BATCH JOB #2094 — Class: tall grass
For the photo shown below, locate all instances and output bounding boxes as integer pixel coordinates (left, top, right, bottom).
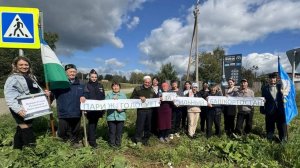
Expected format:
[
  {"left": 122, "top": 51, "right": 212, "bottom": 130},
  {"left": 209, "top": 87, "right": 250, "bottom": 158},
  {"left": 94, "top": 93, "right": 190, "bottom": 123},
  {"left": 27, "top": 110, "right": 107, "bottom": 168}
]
[{"left": 0, "top": 92, "right": 299, "bottom": 167}]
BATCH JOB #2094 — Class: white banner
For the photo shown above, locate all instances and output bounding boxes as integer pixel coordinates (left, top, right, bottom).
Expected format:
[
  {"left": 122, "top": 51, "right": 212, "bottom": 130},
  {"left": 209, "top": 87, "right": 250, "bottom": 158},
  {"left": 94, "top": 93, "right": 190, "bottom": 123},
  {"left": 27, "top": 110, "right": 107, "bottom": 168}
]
[
  {"left": 19, "top": 94, "right": 52, "bottom": 120},
  {"left": 162, "top": 92, "right": 177, "bottom": 101},
  {"left": 81, "top": 98, "right": 161, "bottom": 111},
  {"left": 174, "top": 97, "right": 207, "bottom": 106},
  {"left": 207, "top": 96, "right": 265, "bottom": 106}
]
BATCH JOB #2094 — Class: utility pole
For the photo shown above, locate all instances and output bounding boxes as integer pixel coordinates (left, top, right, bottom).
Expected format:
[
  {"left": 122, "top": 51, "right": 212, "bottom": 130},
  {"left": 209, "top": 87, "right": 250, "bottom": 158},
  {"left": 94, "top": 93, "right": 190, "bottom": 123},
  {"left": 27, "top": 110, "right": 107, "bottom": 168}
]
[{"left": 186, "top": 0, "right": 200, "bottom": 83}]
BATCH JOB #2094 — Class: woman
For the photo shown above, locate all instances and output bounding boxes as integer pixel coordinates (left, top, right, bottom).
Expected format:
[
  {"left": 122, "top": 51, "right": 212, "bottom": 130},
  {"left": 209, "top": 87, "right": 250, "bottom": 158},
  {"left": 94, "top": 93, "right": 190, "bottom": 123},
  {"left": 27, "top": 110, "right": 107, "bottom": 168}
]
[
  {"left": 157, "top": 82, "right": 173, "bottom": 143},
  {"left": 187, "top": 83, "right": 201, "bottom": 138},
  {"left": 199, "top": 82, "right": 210, "bottom": 132},
  {"left": 170, "top": 80, "right": 183, "bottom": 139},
  {"left": 84, "top": 69, "right": 105, "bottom": 147},
  {"left": 105, "top": 82, "right": 127, "bottom": 147},
  {"left": 4, "top": 56, "right": 43, "bottom": 149},
  {"left": 223, "top": 78, "right": 238, "bottom": 136},
  {"left": 181, "top": 81, "right": 192, "bottom": 132},
  {"left": 151, "top": 77, "right": 161, "bottom": 136}
]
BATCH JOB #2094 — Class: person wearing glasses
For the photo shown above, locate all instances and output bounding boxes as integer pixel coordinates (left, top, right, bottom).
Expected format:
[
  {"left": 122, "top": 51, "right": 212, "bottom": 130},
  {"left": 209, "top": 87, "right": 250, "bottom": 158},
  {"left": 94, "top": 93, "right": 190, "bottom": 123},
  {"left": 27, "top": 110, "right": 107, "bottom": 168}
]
[
  {"left": 51, "top": 64, "right": 85, "bottom": 146},
  {"left": 131, "top": 76, "right": 156, "bottom": 146},
  {"left": 4, "top": 56, "right": 43, "bottom": 149}
]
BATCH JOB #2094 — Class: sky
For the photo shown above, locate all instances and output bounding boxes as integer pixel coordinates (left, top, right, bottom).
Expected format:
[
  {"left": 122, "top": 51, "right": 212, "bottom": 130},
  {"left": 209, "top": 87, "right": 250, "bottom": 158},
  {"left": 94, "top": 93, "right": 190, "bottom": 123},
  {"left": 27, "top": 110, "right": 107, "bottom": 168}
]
[{"left": 1, "top": 0, "right": 300, "bottom": 79}]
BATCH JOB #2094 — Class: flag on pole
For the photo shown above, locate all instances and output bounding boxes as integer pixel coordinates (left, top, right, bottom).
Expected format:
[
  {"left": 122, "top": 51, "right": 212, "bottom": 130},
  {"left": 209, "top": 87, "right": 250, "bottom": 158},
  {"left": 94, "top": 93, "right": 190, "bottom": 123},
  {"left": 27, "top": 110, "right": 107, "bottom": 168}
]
[
  {"left": 278, "top": 57, "right": 298, "bottom": 124},
  {"left": 41, "top": 39, "right": 70, "bottom": 90}
]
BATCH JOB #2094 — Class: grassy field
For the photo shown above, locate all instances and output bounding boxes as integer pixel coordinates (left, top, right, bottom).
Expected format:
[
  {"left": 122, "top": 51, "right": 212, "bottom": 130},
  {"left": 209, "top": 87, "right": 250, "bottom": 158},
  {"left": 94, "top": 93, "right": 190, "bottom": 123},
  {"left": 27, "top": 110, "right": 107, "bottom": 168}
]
[{"left": 0, "top": 92, "right": 299, "bottom": 167}]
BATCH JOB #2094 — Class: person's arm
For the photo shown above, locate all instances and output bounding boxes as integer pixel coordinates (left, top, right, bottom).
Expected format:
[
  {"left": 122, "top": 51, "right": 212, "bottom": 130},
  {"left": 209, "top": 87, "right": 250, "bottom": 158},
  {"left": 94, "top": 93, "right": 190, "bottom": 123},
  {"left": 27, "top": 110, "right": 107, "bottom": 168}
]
[{"left": 4, "top": 76, "right": 23, "bottom": 114}]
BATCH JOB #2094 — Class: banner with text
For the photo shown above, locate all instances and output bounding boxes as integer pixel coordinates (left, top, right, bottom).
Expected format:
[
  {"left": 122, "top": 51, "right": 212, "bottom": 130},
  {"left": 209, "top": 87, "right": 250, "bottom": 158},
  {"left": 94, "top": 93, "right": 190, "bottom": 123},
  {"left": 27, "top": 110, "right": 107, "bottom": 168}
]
[
  {"left": 174, "top": 97, "right": 208, "bottom": 106},
  {"left": 207, "top": 96, "right": 265, "bottom": 106},
  {"left": 162, "top": 92, "right": 177, "bottom": 101}
]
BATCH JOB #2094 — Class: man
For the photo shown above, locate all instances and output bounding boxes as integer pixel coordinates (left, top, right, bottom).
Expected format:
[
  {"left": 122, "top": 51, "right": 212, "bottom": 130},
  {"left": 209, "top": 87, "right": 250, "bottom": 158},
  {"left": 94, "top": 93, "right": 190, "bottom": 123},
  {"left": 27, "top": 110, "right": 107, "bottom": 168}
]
[
  {"left": 260, "top": 73, "right": 287, "bottom": 142},
  {"left": 235, "top": 79, "right": 254, "bottom": 135},
  {"left": 51, "top": 64, "right": 85, "bottom": 145},
  {"left": 131, "top": 76, "right": 156, "bottom": 145}
]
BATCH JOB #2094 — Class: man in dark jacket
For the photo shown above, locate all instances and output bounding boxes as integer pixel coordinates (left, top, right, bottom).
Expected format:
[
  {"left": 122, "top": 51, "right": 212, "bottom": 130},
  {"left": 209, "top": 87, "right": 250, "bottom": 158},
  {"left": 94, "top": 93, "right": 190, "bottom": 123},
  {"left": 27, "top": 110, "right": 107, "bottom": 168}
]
[
  {"left": 52, "top": 64, "right": 85, "bottom": 145},
  {"left": 260, "top": 73, "right": 287, "bottom": 142},
  {"left": 131, "top": 76, "right": 156, "bottom": 145}
]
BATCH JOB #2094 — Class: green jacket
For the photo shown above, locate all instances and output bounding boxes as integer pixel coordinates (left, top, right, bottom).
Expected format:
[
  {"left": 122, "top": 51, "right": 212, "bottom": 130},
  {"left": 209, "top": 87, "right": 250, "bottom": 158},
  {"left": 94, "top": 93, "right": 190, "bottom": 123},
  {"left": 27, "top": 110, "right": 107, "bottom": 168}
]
[{"left": 106, "top": 91, "right": 127, "bottom": 121}]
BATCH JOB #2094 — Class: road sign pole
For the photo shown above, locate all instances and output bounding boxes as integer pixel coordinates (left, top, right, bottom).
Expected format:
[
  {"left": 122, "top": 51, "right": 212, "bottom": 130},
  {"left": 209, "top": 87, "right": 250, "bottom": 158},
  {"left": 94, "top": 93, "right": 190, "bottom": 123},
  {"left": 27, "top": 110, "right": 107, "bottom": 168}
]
[
  {"left": 19, "top": 49, "right": 24, "bottom": 56},
  {"left": 292, "top": 51, "right": 296, "bottom": 84}
]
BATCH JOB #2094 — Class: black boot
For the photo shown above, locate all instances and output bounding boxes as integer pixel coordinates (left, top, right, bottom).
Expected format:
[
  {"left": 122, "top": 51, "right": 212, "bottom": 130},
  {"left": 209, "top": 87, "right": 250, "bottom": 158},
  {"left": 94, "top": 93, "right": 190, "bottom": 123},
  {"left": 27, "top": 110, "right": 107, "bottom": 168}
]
[
  {"left": 13, "top": 126, "right": 23, "bottom": 149},
  {"left": 21, "top": 127, "right": 36, "bottom": 148}
]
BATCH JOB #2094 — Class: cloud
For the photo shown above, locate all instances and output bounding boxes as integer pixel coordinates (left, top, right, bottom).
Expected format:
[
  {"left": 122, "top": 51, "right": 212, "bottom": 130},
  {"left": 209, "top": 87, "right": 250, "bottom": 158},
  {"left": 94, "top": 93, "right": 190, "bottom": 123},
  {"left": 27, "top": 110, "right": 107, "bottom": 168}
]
[
  {"left": 138, "top": 0, "right": 300, "bottom": 75},
  {"left": 242, "top": 52, "right": 300, "bottom": 75},
  {"left": 0, "top": 0, "right": 146, "bottom": 55},
  {"left": 105, "top": 58, "right": 125, "bottom": 68},
  {"left": 127, "top": 16, "right": 140, "bottom": 30}
]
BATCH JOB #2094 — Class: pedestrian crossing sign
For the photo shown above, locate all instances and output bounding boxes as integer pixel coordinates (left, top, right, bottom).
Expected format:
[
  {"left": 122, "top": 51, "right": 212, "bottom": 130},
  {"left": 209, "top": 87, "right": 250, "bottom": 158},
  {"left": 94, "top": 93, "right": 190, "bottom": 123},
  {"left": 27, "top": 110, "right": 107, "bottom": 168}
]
[{"left": 0, "top": 7, "right": 40, "bottom": 49}]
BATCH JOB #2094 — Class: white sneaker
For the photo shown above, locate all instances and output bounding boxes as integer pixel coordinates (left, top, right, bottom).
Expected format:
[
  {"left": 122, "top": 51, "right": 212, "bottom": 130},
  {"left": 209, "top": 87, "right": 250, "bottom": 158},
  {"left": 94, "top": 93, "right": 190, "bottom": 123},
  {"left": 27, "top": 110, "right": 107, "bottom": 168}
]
[
  {"left": 169, "top": 134, "right": 174, "bottom": 139},
  {"left": 164, "top": 137, "right": 171, "bottom": 143},
  {"left": 175, "top": 133, "right": 180, "bottom": 138}
]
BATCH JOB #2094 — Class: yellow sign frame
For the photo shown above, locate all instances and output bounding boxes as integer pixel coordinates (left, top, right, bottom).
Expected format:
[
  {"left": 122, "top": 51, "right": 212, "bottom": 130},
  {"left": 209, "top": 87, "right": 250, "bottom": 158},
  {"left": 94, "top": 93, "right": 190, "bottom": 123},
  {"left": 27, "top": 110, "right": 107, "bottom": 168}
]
[{"left": 0, "top": 6, "right": 40, "bottom": 49}]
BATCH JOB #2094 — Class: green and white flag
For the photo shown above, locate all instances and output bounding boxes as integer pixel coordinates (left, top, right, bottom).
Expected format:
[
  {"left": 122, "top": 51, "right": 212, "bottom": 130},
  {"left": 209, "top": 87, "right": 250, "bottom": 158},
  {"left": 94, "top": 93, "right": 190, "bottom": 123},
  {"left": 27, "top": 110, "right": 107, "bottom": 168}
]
[{"left": 41, "top": 40, "right": 69, "bottom": 90}]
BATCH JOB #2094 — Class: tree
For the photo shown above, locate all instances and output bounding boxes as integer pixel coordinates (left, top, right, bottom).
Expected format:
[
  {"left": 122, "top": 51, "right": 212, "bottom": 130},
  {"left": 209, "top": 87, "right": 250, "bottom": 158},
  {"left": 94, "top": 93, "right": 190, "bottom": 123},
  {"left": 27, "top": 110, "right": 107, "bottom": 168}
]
[
  {"left": 129, "top": 72, "right": 145, "bottom": 84},
  {"left": 104, "top": 74, "right": 113, "bottom": 81},
  {"left": 197, "top": 47, "right": 224, "bottom": 83},
  {"left": 157, "top": 63, "right": 178, "bottom": 82},
  {"left": 0, "top": 32, "right": 59, "bottom": 88}
]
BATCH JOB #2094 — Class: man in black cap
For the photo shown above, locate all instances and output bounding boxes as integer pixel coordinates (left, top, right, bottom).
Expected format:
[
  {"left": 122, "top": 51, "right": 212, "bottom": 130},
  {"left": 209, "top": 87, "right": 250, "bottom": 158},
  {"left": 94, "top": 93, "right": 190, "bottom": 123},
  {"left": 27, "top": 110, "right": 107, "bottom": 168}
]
[
  {"left": 51, "top": 64, "right": 86, "bottom": 146},
  {"left": 235, "top": 78, "right": 255, "bottom": 135},
  {"left": 260, "top": 73, "right": 287, "bottom": 142}
]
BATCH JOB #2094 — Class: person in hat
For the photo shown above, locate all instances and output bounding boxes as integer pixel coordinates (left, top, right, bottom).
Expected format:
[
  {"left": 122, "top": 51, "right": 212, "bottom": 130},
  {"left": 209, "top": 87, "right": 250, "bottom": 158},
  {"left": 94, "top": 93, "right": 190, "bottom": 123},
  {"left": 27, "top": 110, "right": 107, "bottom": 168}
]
[
  {"left": 260, "top": 73, "right": 287, "bottom": 142},
  {"left": 131, "top": 75, "right": 157, "bottom": 145},
  {"left": 235, "top": 78, "right": 255, "bottom": 135},
  {"left": 187, "top": 82, "right": 201, "bottom": 138},
  {"left": 50, "top": 64, "right": 85, "bottom": 146},
  {"left": 83, "top": 69, "right": 105, "bottom": 147}
]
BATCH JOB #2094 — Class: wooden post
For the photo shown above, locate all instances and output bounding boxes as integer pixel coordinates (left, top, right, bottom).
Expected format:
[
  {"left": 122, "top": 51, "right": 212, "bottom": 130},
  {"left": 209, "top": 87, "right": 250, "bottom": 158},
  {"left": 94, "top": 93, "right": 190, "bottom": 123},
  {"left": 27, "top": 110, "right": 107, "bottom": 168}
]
[
  {"left": 82, "top": 110, "right": 88, "bottom": 147},
  {"left": 46, "top": 83, "right": 56, "bottom": 137}
]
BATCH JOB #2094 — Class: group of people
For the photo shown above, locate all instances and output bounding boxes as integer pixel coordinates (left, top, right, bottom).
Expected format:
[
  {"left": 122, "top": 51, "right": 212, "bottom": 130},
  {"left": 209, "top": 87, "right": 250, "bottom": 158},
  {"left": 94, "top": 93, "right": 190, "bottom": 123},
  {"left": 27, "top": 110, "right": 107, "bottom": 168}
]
[{"left": 4, "top": 56, "right": 288, "bottom": 150}]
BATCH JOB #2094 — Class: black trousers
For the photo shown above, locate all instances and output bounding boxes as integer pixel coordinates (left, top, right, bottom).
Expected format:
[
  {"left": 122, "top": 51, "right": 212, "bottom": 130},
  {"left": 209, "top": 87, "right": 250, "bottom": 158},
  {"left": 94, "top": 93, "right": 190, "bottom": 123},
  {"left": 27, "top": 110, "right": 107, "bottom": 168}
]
[
  {"left": 13, "top": 126, "right": 36, "bottom": 149},
  {"left": 200, "top": 108, "right": 208, "bottom": 132},
  {"left": 86, "top": 111, "right": 102, "bottom": 146},
  {"left": 171, "top": 107, "right": 182, "bottom": 134},
  {"left": 58, "top": 118, "right": 81, "bottom": 143},
  {"left": 223, "top": 106, "right": 237, "bottom": 135},
  {"left": 181, "top": 107, "right": 188, "bottom": 131},
  {"left": 135, "top": 109, "right": 152, "bottom": 143},
  {"left": 235, "top": 111, "right": 253, "bottom": 134},
  {"left": 151, "top": 107, "right": 158, "bottom": 135},
  {"left": 265, "top": 112, "right": 287, "bottom": 141},
  {"left": 108, "top": 121, "right": 124, "bottom": 146},
  {"left": 206, "top": 109, "right": 221, "bottom": 138}
]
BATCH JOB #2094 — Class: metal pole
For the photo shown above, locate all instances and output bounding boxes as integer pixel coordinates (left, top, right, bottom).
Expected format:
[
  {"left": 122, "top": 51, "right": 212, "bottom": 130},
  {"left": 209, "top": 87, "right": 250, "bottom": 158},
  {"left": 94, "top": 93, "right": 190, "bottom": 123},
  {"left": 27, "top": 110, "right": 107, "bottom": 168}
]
[
  {"left": 195, "top": 3, "right": 199, "bottom": 83},
  {"left": 19, "top": 49, "right": 24, "bottom": 56},
  {"left": 292, "top": 51, "right": 296, "bottom": 84}
]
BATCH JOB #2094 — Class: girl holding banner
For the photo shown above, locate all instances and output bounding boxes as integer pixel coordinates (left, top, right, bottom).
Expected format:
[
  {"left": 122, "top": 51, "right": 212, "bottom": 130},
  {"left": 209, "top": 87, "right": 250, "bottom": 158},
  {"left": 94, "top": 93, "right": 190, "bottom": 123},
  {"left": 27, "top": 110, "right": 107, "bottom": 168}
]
[{"left": 4, "top": 56, "right": 43, "bottom": 149}]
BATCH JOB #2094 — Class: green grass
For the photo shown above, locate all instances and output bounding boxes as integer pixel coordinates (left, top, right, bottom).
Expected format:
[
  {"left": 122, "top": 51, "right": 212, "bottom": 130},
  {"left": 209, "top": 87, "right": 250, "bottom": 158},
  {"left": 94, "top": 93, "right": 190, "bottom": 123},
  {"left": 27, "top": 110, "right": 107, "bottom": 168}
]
[{"left": 0, "top": 92, "right": 299, "bottom": 167}]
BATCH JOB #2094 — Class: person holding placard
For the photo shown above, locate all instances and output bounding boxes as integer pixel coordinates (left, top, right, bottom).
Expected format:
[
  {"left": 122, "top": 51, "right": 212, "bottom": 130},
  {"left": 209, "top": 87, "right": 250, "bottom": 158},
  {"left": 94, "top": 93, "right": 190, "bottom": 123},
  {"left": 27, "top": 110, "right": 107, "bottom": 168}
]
[
  {"left": 181, "top": 81, "right": 192, "bottom": 132},
  {"left": 157, "top": 82, "right": 174, "bottom": 143},
  {"left": 223, "top": 78, "right": 238, "bottom": 136},
  {"left": 199, "top": 82, "right": 210, "bottom": 133},
  {"left": 151, "top": 77, "right": 161, "bottom": 136},
  {"left": 83, "top": 69, "right": 105, "bottom": 147},
  {"left": 187, "top": 83, "right": 201, "bottom": 138},
  {"left": 206, "top": 85, "right": 223, "bottom": 138},
  {"left": 170, "top": 80, "right": 183, "bottom": 139},
  {"left": 131, "top": 76, "right": 156, "bottom": 145},
  {"left": 4, "top": 56, "right": 43, "bottom": 149},
  {"left": 235, "top": 79, "right": 255, "bottom": 135},
  {"left": 106, "top": 82, "right": 127, "bottom": 147}
]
